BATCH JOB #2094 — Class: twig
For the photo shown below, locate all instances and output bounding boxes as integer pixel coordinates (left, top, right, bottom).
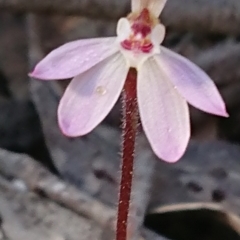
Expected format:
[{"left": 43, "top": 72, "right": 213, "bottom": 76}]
[
  {"left": 163, "top": 0, "right": 240, "bottom": 35},
  {"left": 194, "top": 42, "right": 240, "bottom": 88},
  {"left": 0, "top": 0, "right": 129, "bottom": 19},
  {"left": 1, "top": 0, "right": 240, "bottom": 35},
  {"left": 191, "top": 42, "right": 240, "bottom": 110},
  {"left": 129, "top": 139, "right": 157, "bottom": 240},
  {"left": 0, "top": 148, "right": 116, "bottom": 228}
]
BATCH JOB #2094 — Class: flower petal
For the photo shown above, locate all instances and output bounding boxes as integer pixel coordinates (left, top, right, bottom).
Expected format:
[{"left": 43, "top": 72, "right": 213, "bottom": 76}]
[
  {"left": 58, "top": 52, "right": 128, "bottom": 136},
  {"left": 138, "top": 57, "right": 190, "bottom": 162},
  {"left": 131, "top": 0, "right": 167, "bottom": 17},
  {"left": 151, "top": 24, "right": 165, "bottom": 46},
  {"left": 155, "top": 47, "right": 228, "bottom": 117},
  {"left": 30, "top": 37, "right": 118, "bottom": 80},
  {"left": 117, "top": 18, "right": 132, "bottom": 41}
]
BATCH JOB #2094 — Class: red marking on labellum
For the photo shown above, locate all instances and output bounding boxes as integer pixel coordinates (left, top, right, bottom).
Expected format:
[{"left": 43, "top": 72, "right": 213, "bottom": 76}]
[
  {"left": 121, "top": 8, "right": 154, "bottom": 53},
  {"left": 132, "top": 23, "right": 151, "bottom": 37},
  {"left": 141, "top": 42, "right": 153, "bottom": 53},
  {"left": 121, "top": 40, "right": 153, "bottom": 53},
  {"left": 121, "top": 40, "right": 132, "bottom": 51}
]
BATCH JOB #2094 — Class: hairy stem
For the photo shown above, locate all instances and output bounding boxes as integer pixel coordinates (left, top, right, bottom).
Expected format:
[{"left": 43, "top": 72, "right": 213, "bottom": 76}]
[{"left": 116, "top": 68, "right": 138, "bottom": 240}]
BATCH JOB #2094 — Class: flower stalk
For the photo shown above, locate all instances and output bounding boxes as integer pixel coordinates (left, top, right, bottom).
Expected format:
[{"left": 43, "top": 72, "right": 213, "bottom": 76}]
[{"left": 116, "top": 68, "right": 138, "bottom": 240}]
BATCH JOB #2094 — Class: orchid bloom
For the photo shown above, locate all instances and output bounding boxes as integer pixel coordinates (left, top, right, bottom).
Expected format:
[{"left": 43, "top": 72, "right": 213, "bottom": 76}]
[{"left": 30, "top": 0, "right": 228, "bottom": 162}]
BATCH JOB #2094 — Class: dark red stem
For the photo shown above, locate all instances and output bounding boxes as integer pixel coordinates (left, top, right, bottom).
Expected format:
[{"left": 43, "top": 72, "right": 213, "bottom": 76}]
[{"left": 116, "top": 68, "right": 138, "bottom": 240}]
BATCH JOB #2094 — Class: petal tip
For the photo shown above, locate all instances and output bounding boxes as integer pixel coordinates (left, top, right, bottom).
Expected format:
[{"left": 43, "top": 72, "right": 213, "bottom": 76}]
[
  {"left": 213, "top": 105, "right": 229, "bottom": 118},
  {"left": 158, "top": 152, "right": 184, "bottom": 163},
  {"left": 28, "top": 68, "right": 41, "bottom": 78},
  {"left": 58, "top": 113, "right": 91, "bottom": 137},
  {"left": 152, "top": 144, "right": 187, "bottom": 163},
  {"left": 58, "top": 113, "right": 75, "bottom": 136},
  {"left": 28, "top": 67, "right": 56, "bottom": 80},
  {"left": 58, "top": 118, "right": 78, "bottom": 137},
  {"left": 222, "top": 111, "right": 229, "bottom": 118},
  {"left": 28, "top": 72, "right": 34, "bottom": 78},
  {"left": 28, "top": 65, "right": 40, "bottom": 77},
  {"left": 221, "top": 105, "right": 229, "bottom": 117},
  {"left": 148, "top": 129, "right": 190, "bottom": 164},
  {"left": 28, "top": 67, "right": 47, "bottom": 80}
]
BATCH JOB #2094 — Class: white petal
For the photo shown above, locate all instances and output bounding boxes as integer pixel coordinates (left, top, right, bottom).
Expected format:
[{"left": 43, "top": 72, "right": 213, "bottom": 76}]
[
  {"left": 138, "top": 57, "right": 190, "bottom": 162},
  {"left": 117, "top": 18, "right": 132, "bottom": 41},
  {"left": 58, "top": 52, "right": 128, "bottom": 136},
  {"left": 131, "top": 0, "right": 167, "bottom": 17},
  {"left": 151, "top": 24, "right": 166, "bottom": 46}
]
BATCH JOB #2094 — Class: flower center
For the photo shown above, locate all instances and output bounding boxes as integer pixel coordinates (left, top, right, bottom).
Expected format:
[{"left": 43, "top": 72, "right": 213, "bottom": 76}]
[{"left": 121, "top": 8, "right": 156, "bottom": 54}]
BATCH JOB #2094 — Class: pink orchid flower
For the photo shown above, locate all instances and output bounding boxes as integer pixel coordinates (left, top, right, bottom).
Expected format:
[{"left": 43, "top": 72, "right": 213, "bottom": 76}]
[{"left": 30, "top": 0, "right": 228, "bottom": 162}]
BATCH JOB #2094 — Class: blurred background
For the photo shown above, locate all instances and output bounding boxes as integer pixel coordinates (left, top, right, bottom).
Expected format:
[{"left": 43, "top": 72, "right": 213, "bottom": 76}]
[{"left": 1, "top": 0, "right": 240, "bottom": 240}]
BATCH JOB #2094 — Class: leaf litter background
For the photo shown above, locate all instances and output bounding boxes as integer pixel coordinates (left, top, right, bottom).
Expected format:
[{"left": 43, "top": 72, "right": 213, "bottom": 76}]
[{"left": 1, "top": 0, "right": 240, "bottom": 239}]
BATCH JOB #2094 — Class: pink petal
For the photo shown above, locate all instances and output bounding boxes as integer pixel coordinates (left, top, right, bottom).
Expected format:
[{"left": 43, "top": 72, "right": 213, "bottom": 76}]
[
  {"left": 30, "top": 37, "right": 118, "bottom": 80},
  {"left": 131, "top": 0, "right": 167, "bottom": 17},
  {"left": 155, "top": 47, "right": 228, "bottom": 117},
  {"left": 58, "top": 52, "right": 128, "bottom": 136},
  {"left": 137, "top": 57, "right": 190, "bottom": 162}
]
